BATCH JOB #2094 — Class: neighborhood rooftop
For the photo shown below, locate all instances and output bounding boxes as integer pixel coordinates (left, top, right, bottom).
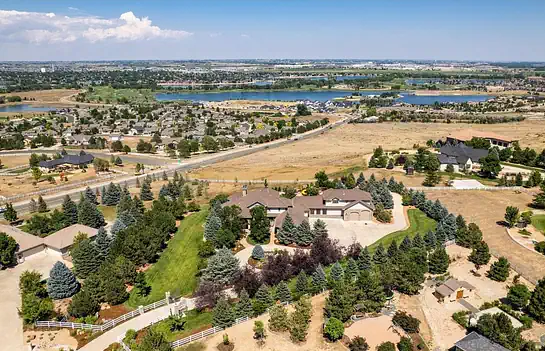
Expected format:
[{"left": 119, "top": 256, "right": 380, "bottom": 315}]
[
  {"left": 455, "top": 332, "right": 510, "bottom": 351},
  {"left": 448, "top": 129, "right": 514, "bottom": 143}
]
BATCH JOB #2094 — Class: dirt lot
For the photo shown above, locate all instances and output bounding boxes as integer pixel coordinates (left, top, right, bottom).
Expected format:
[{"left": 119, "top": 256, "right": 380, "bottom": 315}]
[
  {"left": 424, "top": 190, "right": 545, "bottom": 284},
  {"left": 0, "top": 155, "right": 30, "bottom": 169},
  {"left": 190, "top": 120, "right": 545, "bottom": 181},
  {"left": 122, "top": 136, "right": 152, "bottom": 150},
  {"left": 344, "top": 315, "right": 403, "bottom": 350},
  {"left": 199, "top": 293, "right": 344, "bottom": 351}
]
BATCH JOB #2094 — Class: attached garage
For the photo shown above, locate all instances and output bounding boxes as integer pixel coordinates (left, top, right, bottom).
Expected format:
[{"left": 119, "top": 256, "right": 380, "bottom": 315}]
[
  {"left": 346, "top": 211, "right": 361, "bottom": 221},
  {"left": 343, "top": 202, "right": 373, "bottom": 221}
]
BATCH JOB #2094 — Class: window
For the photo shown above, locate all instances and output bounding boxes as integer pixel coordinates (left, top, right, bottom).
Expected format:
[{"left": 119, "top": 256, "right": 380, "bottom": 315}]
[
  {"left": 310, "top": 209, "right": 315, "bottom": 215},
  {"left": 322, "top": 209, "right": 327, "bottom": 215},
  {"left": 332, "top": 198, "right": 339, "bottom": 204}
]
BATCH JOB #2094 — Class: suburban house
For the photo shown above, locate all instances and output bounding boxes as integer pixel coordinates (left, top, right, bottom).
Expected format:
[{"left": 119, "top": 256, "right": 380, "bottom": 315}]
[
  {"left": 434, "top": 278, "right": 475, "bottom": 302},
  {"left": 446, "top": 130, "right": 514, "bottom": 149},
  {"left": 223, "top": 186, "right": 376, "bottom": 231},
  {"left": 438, "top": 144, "right": 489, "bottom": 172},
  {"left": 0, "top": 224, "right": 99, "bottom": 262},
  {"left": 454, "top": 332, "right": 509, "bottom": 351},
  {"left": 39, "top": 152, "right": 95, "bottom": 170}
]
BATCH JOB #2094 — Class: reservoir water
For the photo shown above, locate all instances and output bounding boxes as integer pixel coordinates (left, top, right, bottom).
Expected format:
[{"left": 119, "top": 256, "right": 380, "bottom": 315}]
[
  {"left": 0, "top": 104, "right": 54, "bottom": 113},
  {"left": 156, "top": 90, "right": 491, "bottom": 105}
]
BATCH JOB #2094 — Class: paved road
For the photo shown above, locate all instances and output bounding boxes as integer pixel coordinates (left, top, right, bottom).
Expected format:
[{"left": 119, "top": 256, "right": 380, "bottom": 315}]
[{"left": 4, "top": 116, "right": 352, "bottom": 216}]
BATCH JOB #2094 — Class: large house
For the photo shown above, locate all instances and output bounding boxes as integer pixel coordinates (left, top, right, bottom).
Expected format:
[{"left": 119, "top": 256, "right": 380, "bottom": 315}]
[
  {"left": 455, "top": 332, "right": 509, "bottom": 351},
  {"left": 438, "top": 144, "right": 489, "bottom": 172},
  {"left": 39, "top": 152, "right": 95, "bottom": 170},
  {"left": 446, "top": 129, "right": 514, "bottom": 149},
  {"left": 223, "top": 186, "right": 375, "bottom": 231}
]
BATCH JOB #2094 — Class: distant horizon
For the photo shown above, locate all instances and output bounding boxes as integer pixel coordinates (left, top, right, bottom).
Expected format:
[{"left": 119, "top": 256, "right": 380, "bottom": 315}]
[
  {"left": 1, "top": 1, "right": 544, "bottom": 61},
  {"left": 1, "top": 59, "right": 545, "bottom": 64}
]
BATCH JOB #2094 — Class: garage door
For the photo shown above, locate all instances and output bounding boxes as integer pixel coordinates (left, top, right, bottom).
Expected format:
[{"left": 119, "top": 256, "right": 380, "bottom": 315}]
[{"left": 347, "top": 211, "right": 360, "bottom": 221}]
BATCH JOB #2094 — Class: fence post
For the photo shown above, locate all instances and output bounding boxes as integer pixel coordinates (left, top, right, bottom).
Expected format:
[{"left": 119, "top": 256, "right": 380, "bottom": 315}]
[
  {"left": 71, "top": 322, "right": 74, "bottom": 329},
  {"left": 165, "top": 291, "right": 171, "bottom": 306},
  {"left": 138, "top": 305, "right": 144, "bottom": 315}
]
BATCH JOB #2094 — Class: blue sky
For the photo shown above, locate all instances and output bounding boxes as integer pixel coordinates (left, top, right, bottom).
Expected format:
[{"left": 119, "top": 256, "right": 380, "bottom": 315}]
[{"left": 1, "top": 0, "right": 544, "bottom": 61}]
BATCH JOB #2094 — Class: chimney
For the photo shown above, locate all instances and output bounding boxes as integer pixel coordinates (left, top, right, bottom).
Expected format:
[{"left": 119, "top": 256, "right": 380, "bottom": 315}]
[{"left": 242, "top": 184, "right": 248, "bottom": 197}]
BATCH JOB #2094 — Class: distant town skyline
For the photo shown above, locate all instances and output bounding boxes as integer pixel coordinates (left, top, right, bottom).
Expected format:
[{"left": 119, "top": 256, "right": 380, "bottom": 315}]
[{"left": 1, "top": 0, "right": 544, "bottom": 61}]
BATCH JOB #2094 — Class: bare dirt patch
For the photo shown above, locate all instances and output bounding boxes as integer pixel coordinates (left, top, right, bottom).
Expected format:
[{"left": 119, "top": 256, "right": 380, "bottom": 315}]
[
  {"left": 6, "top": 89, "right": 80, "bottom": 103},
  {"left": 424, "top": 190, "right": 545, "bottom": 284},
  {"left": 0, "top": 155, "right": 30, "bottom": 169},
  {"left": 190, "top": 121, "right": 545, "bottom": 181},
  {"left": 24, "top": 329, "right": 78, "bottom": 351},
  {"left": 344, "top": 315, "right": 402, "bottom": 350}
]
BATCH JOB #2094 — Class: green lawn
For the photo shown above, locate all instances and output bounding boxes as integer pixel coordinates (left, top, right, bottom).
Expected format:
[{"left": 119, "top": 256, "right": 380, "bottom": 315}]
[
  {"left": 98, "top": 205, "right": 117, "bottom": 222},
  {"left": 86, "top": 86, "right": 155, "bottom": 104},
  {"left": 152, "top": 309, "right": 213, "bottom": 342},
  {"left": 533, "top": 215, "right": 545, "bottom": 234},
  {"left": 127, "top": 208, "right": 207, "bottom": 307},
  {"left": 368, "top": 208, "right": 437, "bottom": 252}
]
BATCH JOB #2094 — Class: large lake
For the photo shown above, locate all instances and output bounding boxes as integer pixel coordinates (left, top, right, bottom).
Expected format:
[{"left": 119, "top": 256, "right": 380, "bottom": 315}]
[
  {"left": 156, "top": 90, "right": 491, "bottom": 105},
  {"left": 0, "top": 104, "right": 54, "bottom": 113}
]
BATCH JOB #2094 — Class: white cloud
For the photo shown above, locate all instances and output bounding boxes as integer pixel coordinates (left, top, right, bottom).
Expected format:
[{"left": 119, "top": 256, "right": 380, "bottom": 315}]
[
  {"left": 209, "top": 32, "right": 222, "bottom": 38},
  {"left": 67, "top": 7, "right": 80, "bottom": 11},
  {"left": 0, "top": 9, "right": 192, "bottom": 44},
  {"left": 241, "top": 34, "right": 250, "bottom": 38}
]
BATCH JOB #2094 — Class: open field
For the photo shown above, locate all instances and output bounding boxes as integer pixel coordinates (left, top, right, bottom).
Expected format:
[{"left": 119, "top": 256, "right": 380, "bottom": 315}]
[
  {"left": 190, "top": 120, "right": 545, "bottom": 181},
  {"left": 127, "top": 208, "right": 207, "bottom": 307},
  {"left": 368, "top": 208, "right": 437, "bottom": 252},
  {"left": 83, "top": 86, "right": 155, "bottom": 104},
  {"left": 0, "top": 155, "right": 30, "bottom": 169},
  {"left": 424, "top": 190, "right": 545, "bottom": 283},
  {"left": 6, "top": 89, "right": 80, "bottom": 103}
]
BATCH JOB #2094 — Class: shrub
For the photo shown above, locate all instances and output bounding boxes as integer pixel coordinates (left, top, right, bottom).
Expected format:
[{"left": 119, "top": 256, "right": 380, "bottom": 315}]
[
  {"left": 452, "top": 311, "right": 470, "bottom": 328},
  {"left": 324, "top": 317, "right": 345, "bottom": 341},
  {"left": 349, "top": 336, "right": 369, "bottom": 351},
  {"left": 377, "top": 341, "right": 396, "bottom": 351},
  {"left": 397, "top": 337, "right": 413, "bottom": 351},
  {"left": 251, "top": 245, "right": 265, "bottom": 260},
  {"left": 392, "top": 311, "right": 420, "bottom": 333},
  {"left": 535, "top": 242, "right": 545, "bottom": 255}
]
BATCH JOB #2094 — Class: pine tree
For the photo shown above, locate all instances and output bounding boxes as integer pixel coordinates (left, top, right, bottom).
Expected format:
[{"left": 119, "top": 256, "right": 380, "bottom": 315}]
[
  {"left": 345, "top": 258, "right": 359, "bottom": 283},
  {"left": 103, "top": 183, "right": 121, "bottom": 206},
  {"left": 101, "top": 186, "right": 107, "bottom": 204},
  {"left": 3, "top": 202, "right": 18, "bottom": 222},
  {"left": 277, "top": 213, "right": 296, "bottom": 245},
  {"left": 29, "top": 198, "right": 37, "bottom": 213},
  {"left": 312, "top": 219, "right": 328, "bottom": 238},
  {"left": 47, "top": 261, "right": 79, "bottom": 299},
  {"left": 358, "top": 246, "right": 372, "bottom": 270},
  {"left": 387, "top": 240, "right": 398, "bottom": 258},
  {"left": 468, "top": 241, "right": 491, "bottom": 268},
  {"left": 424, "top": 231, "right": 437, "bottom": 250},
  {"left": 251, "top": 245, "right": 265, "bottom": 260},
  {"left": 295, "top": 270, "right": 308, "bottom": 296},
  {"left": 295, "top": 219, "right": 314, "bottom": 246},
  {"left": 62, "top": 195, "right": 78, "bottom": 226},
  {"left": 94, "top": 227, "right": 111, "bottom": 261},
  {"left": 356, "top": 172, "right": 365, "bottom": 186},
  {"left": 84, "top": 186, "right": 98, "bottom": 205},
  {"left": 428, "top": 247, "right": 449, "bottom": 274},
  {"left": 311, "top": 264, "right": 327, "bottom": 293},
  {"left": 373, "top": 243, "right": 388, "bottom": 264},
  {"left": 235, "top": 289, "right": 253, "bottom": 318},
  {"left": 213, "top": 297, "right": 235, "bottom": 328},
  {"left": 442, "top": 214, "right": 458, "bottom": 241},
  {"left": 435, "top": 222, "right": 447, "bottom": 244},
  {"left": 330, "top": 261, "right": 344, "bottom": 284},
  {"left": 204, "top": 214, "right": 222, "bottom": 243},
  {"left": 111, "top": 218, "right": 127, "bottom": 236},
  {"left": 253, "top": 284, "right": 273, "bottom": 316},
  {"left": 528, "top": 278, "right": 545, "bottom": 323},
  {"left": 399, "top": 236, "right": 412, "bottom": 252},
  {"left": 356, "top": 270, "right": 386, "bottom": 312},
  {"left": 140, "top": 179, "right": 154, "bottom": 201},
  {"left": 202, "top": 247, "right": 240, "bottom": 285},
  {"left": 487, "top": 257, "right": 510, "bottom": 282},
  {"left": 275, "top": 281, "right": 292, "bottom": 303},
  {"left": 325, "top": 281, "right": 356, "bottom": 322},
  {"left": 37, "top": 195, "right": 48, "bottom": 212},
  {"left": 456, "top": 214, "right": 467, "bottom": 230},
  {"left": 268, "top": 303, "right": 289, "bottom": 331},
  {"left": 77, "top": 197, "right": 105, "bottom": 228},
  {"left": 71, "top": 239, "right": 100, "bottom": 279},
  {"left": 413, "top": 233, "right": 425, "bottom": 250}
]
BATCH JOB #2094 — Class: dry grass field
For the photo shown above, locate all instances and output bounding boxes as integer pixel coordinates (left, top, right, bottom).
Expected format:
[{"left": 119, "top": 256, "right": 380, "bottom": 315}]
[
  {"left": 0, "top": 155, "right": 30, "bottom": 169},
  {"left": 190, "top": 120, "right": 545, "bottom": 181},
  {"left": 425, "top": 190, "right": 545, "bottom": 283},
  {"left": 6, "top": 89, "right": 80, "bottom": 103}
]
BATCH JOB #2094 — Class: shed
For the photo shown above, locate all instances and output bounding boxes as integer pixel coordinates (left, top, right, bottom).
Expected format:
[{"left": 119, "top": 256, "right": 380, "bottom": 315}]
[{"left": 434, "top": 278, "right": 475, "bottom": 302}]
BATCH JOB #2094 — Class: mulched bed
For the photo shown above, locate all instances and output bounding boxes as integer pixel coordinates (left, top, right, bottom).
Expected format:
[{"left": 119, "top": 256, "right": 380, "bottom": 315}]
[{"left": 97, "top": 304, "right": 133, "bottom": 323}]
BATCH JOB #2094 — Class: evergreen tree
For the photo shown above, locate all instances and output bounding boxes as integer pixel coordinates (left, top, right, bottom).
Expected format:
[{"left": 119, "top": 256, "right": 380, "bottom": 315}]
[
  {"left": 213, "top": 297, "right": 235, "bottom": 328},
  {"left": 373, "top": 243, "right": 388, "bottom": 264},
  {"left": 413, "top": 233, "right": 425, "bottom": 250},
  {"left": 3, "top": 202, "right": 18, "bottom": 222},
  {"left": 111, "top": 218, "right": 127, "bottom": 236},
  {"left": 528, "top": 278, "right": 545, "bottom": 323},
  {"left": 468, "top": 241, "right": 491, "bottom": 268},
  {"left": 275, "top": 281, "right": 292, "bottom": 303},
  {"left": 277, "top": 213, "right": 296, "bottom": 245},
  {"left": 251, "top": 245, "right": 265, "bottom": 260},
  {"left": 325, "top": 281, "right": 356, "bottom": 322},
  {"left": 330, "top": 261, "right": 344, "bottom": 284},
  {"left": 77, "top": 197, "right": 105, "bottom": 228},
  {"left": 37, "top": 195, "right": 48, "bottom": 213},
  {"left": 345, "top": 258, "right": 359, "bottom": 283},
  {"left": 68, "top": 289, "right": 99, "bottom": 318},
  {"left": 162, "top": 171, "right": 168, "bottom": 181},
  {"left": 204, "top": 214, "right": 222, "bottom": 243},
  {"left": 295, "top": 270, "right": 308, "bottom": 297},
  {"left": 71, "top": 239, "right": 100, "bottom": 279},
  {"left": 456, "top": 214, "right": 467, "bottom": 231},
  {"left": 311, "top": 264, "right": 327, "bottom": 293},
  {"left": 295, "top": 219, "right": 314, "bottom": 246},
  {"left": 29, "top": 198, "right": 37, "bottom": 213},
  {"left": 249, "top": 206, "right": 270, "bottom": 244},
  {"left": 356, "top": 172, "right": 365, "bottom": 186},
  {"left": 140, "top": 179, "right": 154, "bottom": 201},
  {"left": 356, "top": 270, "right": 386, "bottom": 312},
  {"left": 202, "top": 247, "right": 240, "bottom": 286},
  {"left": 424, "top": 231, "right": 437, "bottom": 250},
  {"left": 62, "top": 195, "right": 78, "bottom": 226},
  {"left": 84, "top": 186, "right": 98, "bottom": 204},
  {"left": 508, "top": 284, "right": 531, "bottom": 310},
  {"left": 428, "top": 247, "right": 449, "bottom": 274},
  {"left": 442, "top": 214, "right": 458, "bottom": 241},
  {"left": 399, "top": 235, "right": 412, "bottom": 252},
  {"left": 101, "top": 186, "right": 107, "bottom": 204},
  {"left": 435, "top": 222, "right": 447, "bottom": 244},
  {"left": 268, "top": 304, "right": 289, "bottom": 331},
  {"left": 135, "top": 177, "right": 141, "bottom": 188},
  {"left": 103, "top": 183, "right": 121, "bottom": 206},
  {"left": 253, "top": 284, "right": 273, "bottom": 316},
  {"left": 235, "top": 289, "right": 253, "bottom": 318},
  {"left": 47, "top": 261, "right": 79, "bottom": 299},
  {"left": 358, "top": 246, "right": 372, "bottom": 270},
  {"left": 487, "top": 257, "right": 510, "bottom": 282},
  {"left": 94, "top": 227, "right": 111, "bottom": 261},
  {"left": 312, "top": 219, "right": 328, "bottom": 238},
  {"left": 387, "top": 240, "right": 398, "bottom": 258}
]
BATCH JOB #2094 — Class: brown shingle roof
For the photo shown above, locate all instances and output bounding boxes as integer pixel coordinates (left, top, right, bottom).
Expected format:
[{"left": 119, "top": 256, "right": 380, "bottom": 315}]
[
  {"left": 0, "top": 224, "right": 44, "bottom": 253},
  {"left": 43, "top": 224, "right": 99, "bottom": 251},
  {"left": 322, "top": 189, "right": 372, "bottom": 202}
]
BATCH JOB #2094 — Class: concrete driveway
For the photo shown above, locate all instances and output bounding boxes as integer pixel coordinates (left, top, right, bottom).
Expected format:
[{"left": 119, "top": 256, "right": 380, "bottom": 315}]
[
  {"left": 310, "top": 193, "right": 407, "bottom": 248},
  {"left": 0, "top": 251, "right": 67, "bottom": 351}
]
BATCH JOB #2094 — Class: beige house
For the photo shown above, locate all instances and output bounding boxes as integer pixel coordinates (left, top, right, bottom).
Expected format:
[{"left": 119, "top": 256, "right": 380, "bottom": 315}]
[
  {"left": 446, "top": 129, "right": 515, "bottom": 149},
  {"left": 434, "top": 278, "right": 475, "bottom": 302}
]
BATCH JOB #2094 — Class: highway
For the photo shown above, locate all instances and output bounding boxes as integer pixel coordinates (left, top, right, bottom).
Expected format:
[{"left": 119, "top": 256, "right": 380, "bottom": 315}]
[{"left": 1, "top": 114, "right": 352, "bottom": 216}]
